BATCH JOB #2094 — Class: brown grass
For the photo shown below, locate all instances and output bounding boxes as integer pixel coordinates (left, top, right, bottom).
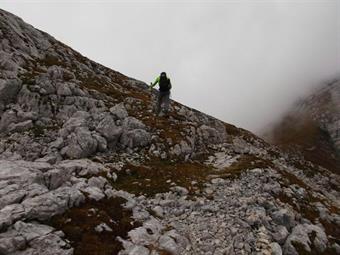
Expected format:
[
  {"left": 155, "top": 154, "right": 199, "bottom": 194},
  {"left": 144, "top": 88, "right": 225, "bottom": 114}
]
[
  {"left": 268, "top": 113, "right": 340, "bottom": 174},
  {"left": 113, "top": 159, "right": 212, "bottom": 197},
  {"left": 112, "top": 154, "right": 275, "bottom": 197},
  {"left": 216, "top": 154, "right": 274, "bottom": 179},
  {"left": 48, "top": 197, "right": 139, "bottom": 255}
]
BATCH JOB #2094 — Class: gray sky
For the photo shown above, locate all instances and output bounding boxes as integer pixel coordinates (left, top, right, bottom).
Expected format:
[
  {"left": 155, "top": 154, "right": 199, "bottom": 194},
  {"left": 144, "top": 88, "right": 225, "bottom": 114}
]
[{"left": 1, "top": 0, "right": 339, "bottom": 133}]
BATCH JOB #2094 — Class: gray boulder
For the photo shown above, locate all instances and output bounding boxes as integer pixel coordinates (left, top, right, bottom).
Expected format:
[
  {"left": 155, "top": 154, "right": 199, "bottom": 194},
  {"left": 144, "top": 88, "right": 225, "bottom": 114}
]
[
  {"left": 0, "top": 110, "right": 18, "bottom": 132},
  {"left": 12, "top": 221, "right": 54, "bottom": 242},
  {"left": 117, "top": 237, "right": 150, "bottom": 255},
  {"left": 271, "top": 225, "right": 289, "bottom": 244},
  {"left": 0, "top": 183, "right": 26, "bottom": 209},
  {"left": 0, "top": 79, "right": 21, "bottom": 106},
  {"left": 271, "top": 209, "right": 296, "bottom": 230},
  {"left": 92, "top": 132, "right": 107, "bottom": 152},
  {"left": 59, "top": 111, "right": 90, "bottom": 138},
  {"left": 270, "top": 242, "right": 282, "bottom": 255},
  {"left": 198, "top": 125, "right": 224, "bottom": 144},
  {"left": 120, "top": 129, "right": 151, "bottom": 149},
  {"left": 16, "top": 85, "right": 41, "bottom": 114},
  {"left": 56, "top": 82, "right": 73, "bottom": 96},
  {"left": 8, "top": 120, "right": 33, "bottom": 133},
  {"left": 47, "top": 66, "right": 72, "bottom": 81},
  {"left": 62, "top": 127, "right": 98, "bottom": 159},
  {"left": 2, "top": 222, "right": 74, "bottom": 255},
  {"left": 284, "top": 224, "right": 328, "bottom": 255},
  {"left": 88, "top": 176, "right": 107, "bottom": 190},
  {"left": 128, "top": 227, "right": 157, "bottom": 246},
  {"left": 123, "top": 117, "right": 146, "bottom": 130},
  {"left": 158, "top": 230, "right": 189, "bottom": 255},
  {"left": 57, "top": 159, "right": 107, "bottom": 176},
  {"left": 81, "top": 186, "right": 105, "bottom": 201},
  {"left": 158, "top": 234, "right": 179, "bottom": 254},
  {"left": 110, "top": 103, "right": 128, "bottom": 119},
  {"left": 0, "top": 204, "right": 26, "bottom": 231},
  {"left": 96, "top": 114, "right": 122, "bottom": 143},
  {"left": 22, "top": 186, "right": 85, "bottom": 221},
  {"left": 43, "top": 168, "right": 73, "bottom": 190}
]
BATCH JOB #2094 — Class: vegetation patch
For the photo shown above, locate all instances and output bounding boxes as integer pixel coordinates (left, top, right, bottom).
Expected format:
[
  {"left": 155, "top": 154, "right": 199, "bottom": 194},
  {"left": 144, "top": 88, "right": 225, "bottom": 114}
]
[
  {"left": 268, "top": 113, "right": 340, "bottom": 174},
  {"left": 276, "top": 191, "right": 319, "bottom": 223},
  {"left": 277, "top": 169, "right": 310, "bottom": 190},
  {"left": 112, "top": 159, "right": 213, "bottom": 197},
  {"left": 48, "top": 197, "right": 139, "bottom": 255},
  {"left": 113, "top": 155, "right": 274, "bottom": 197},
  {"left": 216, "top": 154, "right": 274, "bottom": 179}
]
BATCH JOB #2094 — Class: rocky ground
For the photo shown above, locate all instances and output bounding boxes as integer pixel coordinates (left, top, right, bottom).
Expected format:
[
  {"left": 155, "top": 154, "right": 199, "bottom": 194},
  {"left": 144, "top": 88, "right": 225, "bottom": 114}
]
[{"left": 0, "top": 9, "right": 339, "bottom": 255}]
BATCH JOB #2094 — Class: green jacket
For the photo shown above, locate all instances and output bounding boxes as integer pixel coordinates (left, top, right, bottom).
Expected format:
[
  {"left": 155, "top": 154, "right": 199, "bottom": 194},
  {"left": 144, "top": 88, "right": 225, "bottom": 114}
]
[{"left": 150, "top": 76, "right": 171, "bottom": 89}]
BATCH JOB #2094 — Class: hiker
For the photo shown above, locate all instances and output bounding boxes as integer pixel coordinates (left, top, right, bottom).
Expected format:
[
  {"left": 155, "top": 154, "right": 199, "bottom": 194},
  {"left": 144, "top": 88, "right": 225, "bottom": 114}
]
[{"left": 150, "top": 72, "right": 172, "bottom": 116}]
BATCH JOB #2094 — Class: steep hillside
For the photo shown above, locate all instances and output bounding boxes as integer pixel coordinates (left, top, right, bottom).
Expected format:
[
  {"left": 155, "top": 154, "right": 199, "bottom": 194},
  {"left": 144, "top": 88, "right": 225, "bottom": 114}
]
[
  {"left": 0, "top": 9, "right": 339, "bottom": 255},
  {"left": 265, "top": 80, "right": 340, "bottom": 174}
]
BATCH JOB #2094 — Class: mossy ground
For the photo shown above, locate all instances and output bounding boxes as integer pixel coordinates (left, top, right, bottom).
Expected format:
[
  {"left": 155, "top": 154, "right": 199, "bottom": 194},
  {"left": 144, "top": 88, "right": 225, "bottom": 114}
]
[
  {"left": 214, "top": 154, "right": 274, "bottom": 179},
  {"left": 113, "top": 159, "right": 212, "bottom": 197},
  {"left": 111, "top": 154, "right": 274, "bottom": 197},
  {"left": 48, "top": 197, "right": 139, "bottom": 255}
]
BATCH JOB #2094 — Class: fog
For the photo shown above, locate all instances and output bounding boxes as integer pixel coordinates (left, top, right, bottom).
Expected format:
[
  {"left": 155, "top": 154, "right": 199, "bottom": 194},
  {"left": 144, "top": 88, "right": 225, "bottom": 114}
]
[{"left": 1, "top": 0, "right": 339, "bottom": 133}]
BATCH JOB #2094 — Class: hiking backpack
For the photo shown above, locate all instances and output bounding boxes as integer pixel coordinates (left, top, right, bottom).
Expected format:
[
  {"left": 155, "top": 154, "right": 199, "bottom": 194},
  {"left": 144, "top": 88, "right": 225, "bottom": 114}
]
[{"left": 159, "top": 75, "right": 171, "bottom": 92}]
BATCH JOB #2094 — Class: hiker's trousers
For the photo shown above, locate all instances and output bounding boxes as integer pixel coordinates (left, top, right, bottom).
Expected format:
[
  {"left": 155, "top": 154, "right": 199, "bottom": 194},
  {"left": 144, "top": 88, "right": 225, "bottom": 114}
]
[{"left": 156, "top": 91, "right": 170, "bottom": 114}]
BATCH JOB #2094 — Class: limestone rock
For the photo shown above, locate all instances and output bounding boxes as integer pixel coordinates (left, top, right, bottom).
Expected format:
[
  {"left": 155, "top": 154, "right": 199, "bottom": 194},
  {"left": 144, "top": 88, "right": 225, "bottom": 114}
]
[
  {"left": 110, "top": 103, "right": 128, "bottom": 119},
  {"left": 62, "top": 127, "right": 98, "bottom": 159},
  {"left": 96, "top": 114, "right": 122, "bottom": 143},
  {"left": 271, "top": 209, "right": 296, "bottom": 230},
  {"left": 284, "top": 224, "right": 328, "bottom": 255},
  {"left": 120, "top": 129, "right": 151, "bottom": 149}
]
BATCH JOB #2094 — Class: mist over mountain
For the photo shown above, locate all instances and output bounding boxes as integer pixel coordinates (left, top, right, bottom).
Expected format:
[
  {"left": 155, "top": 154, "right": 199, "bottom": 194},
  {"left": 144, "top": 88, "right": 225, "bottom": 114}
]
[
  {"left": 264, "top": 79, "right": 340, "bottom": 174},
  {"left": 0, "top": 8, "right": 339, "bottom": 255}
]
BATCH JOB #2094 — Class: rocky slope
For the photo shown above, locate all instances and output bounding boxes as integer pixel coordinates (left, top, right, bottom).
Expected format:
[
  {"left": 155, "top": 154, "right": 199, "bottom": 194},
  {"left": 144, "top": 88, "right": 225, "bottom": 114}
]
[
  {"left": 0, "top": 9, "right": 339, "bottom": 255},
  {"left": 265, "top": 80, "right": 340, "bottom": 174}
]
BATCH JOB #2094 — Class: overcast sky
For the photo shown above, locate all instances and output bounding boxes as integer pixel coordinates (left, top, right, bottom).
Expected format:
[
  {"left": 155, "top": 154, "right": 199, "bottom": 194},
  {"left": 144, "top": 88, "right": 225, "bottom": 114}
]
[{"left": 1, "top": 0, "right": 339, "bottom": 133}]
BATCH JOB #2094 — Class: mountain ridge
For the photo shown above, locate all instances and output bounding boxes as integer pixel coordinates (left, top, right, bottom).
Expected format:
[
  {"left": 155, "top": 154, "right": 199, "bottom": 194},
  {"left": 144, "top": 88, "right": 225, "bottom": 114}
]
[{"left": 264, "top": 80, "right": 340, "bottom": 174}]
